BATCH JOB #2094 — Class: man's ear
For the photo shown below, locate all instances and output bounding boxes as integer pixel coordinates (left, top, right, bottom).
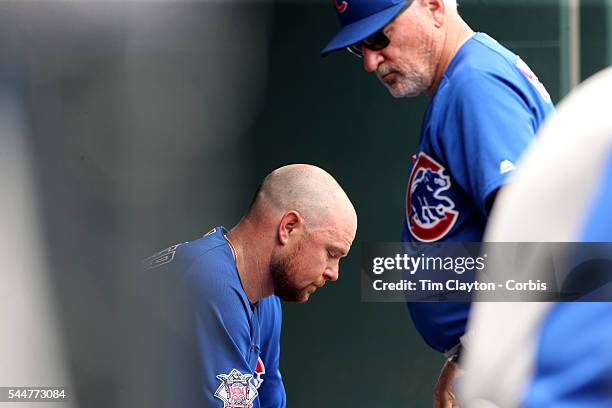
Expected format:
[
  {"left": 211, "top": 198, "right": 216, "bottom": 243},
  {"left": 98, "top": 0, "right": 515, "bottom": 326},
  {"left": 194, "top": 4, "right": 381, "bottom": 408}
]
[
  {"left": 425, "top": 0, "right": 446, "bottom": 27},
  {"left": 277, "top": 211, "right": 303, "bottom": 245}
]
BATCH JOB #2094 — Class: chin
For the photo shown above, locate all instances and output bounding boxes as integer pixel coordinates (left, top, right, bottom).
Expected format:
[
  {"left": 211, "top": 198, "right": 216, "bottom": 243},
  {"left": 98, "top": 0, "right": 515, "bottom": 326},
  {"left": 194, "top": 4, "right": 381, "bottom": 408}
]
[
  {"left": 276, "top": 288, "right": 312, "bottom": 303},
  {"left": 385, "top": 74, "right": 429, "bottom": 98},
  {"left": 296, "top": 296, "right": 310, "bottom": 304},
  {"left": 297, "top": 290, "right": 313, "bottom": 303},
  {"left": 388, "top": 83, "right": 424, "bottom": 98}
]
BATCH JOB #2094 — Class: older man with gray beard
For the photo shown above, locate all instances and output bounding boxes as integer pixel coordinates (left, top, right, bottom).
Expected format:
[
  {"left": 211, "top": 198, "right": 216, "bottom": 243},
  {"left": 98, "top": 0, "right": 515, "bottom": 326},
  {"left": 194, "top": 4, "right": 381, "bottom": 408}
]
[{"left": 323, "top": 1, "right": 554, "bottom": 406}]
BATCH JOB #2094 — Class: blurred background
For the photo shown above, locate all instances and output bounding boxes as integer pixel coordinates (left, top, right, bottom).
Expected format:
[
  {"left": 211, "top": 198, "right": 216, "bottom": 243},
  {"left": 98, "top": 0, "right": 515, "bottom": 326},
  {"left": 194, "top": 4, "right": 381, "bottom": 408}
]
[{"left": 0, "top": 0, "right": 610, "bottom": 406}]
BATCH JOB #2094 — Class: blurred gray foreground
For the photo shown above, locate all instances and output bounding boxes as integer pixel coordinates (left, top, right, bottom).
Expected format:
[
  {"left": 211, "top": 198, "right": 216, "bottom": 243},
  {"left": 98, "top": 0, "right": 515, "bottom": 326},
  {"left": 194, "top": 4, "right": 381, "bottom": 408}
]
[
  {"left": 0, "top": 2, "right": 267, "bottom": 407},
  {"left": 1, "top": 1, "right": 610, "bottom": 407}
]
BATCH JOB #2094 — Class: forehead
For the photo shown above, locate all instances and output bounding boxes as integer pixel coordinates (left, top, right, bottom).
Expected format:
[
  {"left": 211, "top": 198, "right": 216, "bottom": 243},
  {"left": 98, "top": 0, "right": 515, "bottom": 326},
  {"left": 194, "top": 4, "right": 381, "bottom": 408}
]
[{"left": 309, "top": 220, "right": 355, "bottom": 250}]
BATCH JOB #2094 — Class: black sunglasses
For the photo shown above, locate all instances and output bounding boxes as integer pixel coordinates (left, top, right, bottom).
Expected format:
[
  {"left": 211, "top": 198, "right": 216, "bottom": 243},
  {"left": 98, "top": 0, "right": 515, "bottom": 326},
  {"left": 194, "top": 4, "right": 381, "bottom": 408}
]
[
  {"left": 346, "top": 1, "right": 412, "bottom": 58},
  {"left": 347, "top": 30, "right": 390, "bottom": 58}
]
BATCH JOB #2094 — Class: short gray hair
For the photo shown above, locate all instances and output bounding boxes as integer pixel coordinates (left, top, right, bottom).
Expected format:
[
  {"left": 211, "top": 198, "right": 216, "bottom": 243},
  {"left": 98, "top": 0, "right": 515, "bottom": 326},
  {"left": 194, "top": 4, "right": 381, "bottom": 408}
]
[{"left": 444, "top": 0, "right": 457, "bottom": 8}]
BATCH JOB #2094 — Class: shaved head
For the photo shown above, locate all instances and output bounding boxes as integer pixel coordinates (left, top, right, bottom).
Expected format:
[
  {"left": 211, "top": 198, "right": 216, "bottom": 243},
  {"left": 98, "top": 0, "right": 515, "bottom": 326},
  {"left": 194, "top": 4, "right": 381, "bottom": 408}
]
[
  {"left": 229, "top": 164, "right": 357, "bottom": 304},
  {"left": 247, "top": 164, "right": 356, "bottom": 231}
]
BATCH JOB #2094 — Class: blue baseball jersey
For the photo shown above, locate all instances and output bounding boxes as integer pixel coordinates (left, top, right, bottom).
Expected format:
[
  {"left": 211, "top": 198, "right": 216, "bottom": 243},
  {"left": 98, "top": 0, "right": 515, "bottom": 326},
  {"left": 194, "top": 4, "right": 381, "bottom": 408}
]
[
  {"left": 523, "top": 155, "right": 612, "bottom": 408},
  {"left": 144, "top": 226, "right": 286, "bottom": 408},
  {"left": 403, "top": 33, "right": 554, "bottom": 352}
]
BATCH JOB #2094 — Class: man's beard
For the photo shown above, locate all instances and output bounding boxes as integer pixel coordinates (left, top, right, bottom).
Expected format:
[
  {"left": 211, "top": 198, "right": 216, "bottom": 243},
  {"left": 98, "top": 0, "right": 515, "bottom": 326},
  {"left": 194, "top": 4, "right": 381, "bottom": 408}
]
[
  {"left": 378, "top": 65, "right": 429, "bottom": 98},
  {"left": 270, "top": 246, "right": 310, "bottom": 303}
]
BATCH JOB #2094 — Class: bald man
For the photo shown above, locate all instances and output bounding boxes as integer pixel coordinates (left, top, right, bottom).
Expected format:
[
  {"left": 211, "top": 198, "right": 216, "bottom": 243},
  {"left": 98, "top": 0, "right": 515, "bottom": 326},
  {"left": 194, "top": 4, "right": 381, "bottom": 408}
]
[{"left": 142, "top": 164, "right": 357, "bottom": 408}]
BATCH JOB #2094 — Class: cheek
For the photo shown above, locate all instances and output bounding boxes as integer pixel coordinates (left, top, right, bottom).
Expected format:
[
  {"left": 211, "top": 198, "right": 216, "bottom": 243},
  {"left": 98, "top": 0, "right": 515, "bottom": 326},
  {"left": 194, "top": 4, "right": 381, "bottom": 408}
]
[
  {"left": 388, "top": 46, "right": 422, "bottom": 73},
  {"left": 399, "top": 30, "right": 432, "bottom": 64},
  {"left": 296, "top": 251, "right": 327, "bottom": 281}
]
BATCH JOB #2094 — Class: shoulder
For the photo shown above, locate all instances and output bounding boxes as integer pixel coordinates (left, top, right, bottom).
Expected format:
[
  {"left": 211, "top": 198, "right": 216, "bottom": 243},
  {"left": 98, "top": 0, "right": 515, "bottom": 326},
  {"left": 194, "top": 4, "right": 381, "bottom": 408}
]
[
  {"left": 144, "top": 227, "right": 241, "bottom": 299},
  {"left": 439, "top": 33, "right": 551, "bottom": 105},
  {"left": 144, "top": 227, "right": 228, "bottom": 269},
  {"left": 139, "top": 228, "right": 252, "bottom": 345},
  {"left": 180, "top": 232, "right": 243, "bottom": 301},
  {"left": 450, "top": 33, "right": 519, "bottom": 80},
  {"left": 179, "top": 231, "right": 252, "bottom": 334},
  {"left": 176, "top": 227, "right": 230, "bottom": 266}
]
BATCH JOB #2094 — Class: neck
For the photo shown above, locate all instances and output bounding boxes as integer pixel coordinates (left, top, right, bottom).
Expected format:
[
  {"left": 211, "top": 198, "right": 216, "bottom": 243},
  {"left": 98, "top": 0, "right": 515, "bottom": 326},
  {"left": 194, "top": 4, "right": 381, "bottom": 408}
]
[
  {"left": 426, "top": 19, "right": 474, "bottom": 97},
  {"left": 226, "top": 219, "right": 274, "bottom": 304}
]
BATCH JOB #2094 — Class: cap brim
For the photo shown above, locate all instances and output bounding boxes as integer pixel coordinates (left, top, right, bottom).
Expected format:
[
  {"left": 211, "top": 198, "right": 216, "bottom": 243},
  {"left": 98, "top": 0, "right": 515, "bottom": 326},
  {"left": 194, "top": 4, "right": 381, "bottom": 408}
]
[{"left": 321, "top": 2, "right": 406, "bottom": 56}]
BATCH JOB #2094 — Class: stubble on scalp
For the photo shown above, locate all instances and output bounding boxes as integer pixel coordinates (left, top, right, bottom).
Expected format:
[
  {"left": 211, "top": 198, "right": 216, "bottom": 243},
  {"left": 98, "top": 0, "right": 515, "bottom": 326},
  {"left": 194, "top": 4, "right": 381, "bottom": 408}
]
[{"left": 247, "top": 164, "right": 356, "bottom": 231}]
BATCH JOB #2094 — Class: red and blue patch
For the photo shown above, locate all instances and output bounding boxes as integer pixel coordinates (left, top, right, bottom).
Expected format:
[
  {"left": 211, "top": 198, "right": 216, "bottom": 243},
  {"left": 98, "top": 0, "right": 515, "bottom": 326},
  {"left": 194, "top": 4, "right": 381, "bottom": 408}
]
[
  {"left": 252, "top": 357, "right": 265, "bottom": 390},
  {"left": 406, "top": 153, "right": 459, "bottom": 242},
  {"left": 333, "top": 0, "right": 348, "bottom": 13}
]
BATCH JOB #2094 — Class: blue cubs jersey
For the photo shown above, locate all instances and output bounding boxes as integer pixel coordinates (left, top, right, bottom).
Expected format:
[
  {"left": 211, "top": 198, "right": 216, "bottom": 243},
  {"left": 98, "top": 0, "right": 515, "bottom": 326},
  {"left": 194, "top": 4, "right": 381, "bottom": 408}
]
[
  {"left": 523, "top": 155, "right": 612, "bottom": 408},
  {"left": 403, "top": 33, "right": 554, "bottom": 352},
  {"left": 144, "top": 227, "right": 286, "bottom": 408}
]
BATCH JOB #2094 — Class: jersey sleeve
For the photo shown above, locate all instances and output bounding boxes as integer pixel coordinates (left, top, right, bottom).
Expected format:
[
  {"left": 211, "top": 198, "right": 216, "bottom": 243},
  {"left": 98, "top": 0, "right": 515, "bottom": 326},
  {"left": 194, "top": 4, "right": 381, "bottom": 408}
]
[
  {"left": 435, "top": 68, "right": 538, "bottom": 215},
  {"left": 164, "top": 253, "right": 257, "bottom": 408},
  {"left": 256, "top": 296, "right": 287, "bottom": 408}
]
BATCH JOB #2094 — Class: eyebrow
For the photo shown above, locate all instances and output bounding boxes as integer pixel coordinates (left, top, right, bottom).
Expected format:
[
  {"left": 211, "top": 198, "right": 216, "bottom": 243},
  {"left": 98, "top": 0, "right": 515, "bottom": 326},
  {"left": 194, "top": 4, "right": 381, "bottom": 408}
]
[{"left": 330, "top": 245, "right": 349, "bottom": 257}]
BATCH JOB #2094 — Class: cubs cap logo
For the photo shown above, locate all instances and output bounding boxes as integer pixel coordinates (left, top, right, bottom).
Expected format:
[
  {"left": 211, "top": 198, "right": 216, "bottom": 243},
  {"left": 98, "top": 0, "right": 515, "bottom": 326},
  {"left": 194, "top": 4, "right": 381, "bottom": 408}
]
[
  {"left": 322, "top": 0, "right": 406, "bottom": 56},
  {"left": 333, "top": 0, "right": 348, "bottom": 13},
  {"left": 406, "top": 153, "right": 458, "bottom": 242}
]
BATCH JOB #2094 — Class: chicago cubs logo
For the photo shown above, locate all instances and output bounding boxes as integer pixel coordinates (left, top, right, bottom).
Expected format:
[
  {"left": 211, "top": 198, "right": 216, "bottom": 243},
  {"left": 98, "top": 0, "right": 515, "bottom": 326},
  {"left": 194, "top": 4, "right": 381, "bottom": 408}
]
[
  {"left": 214, "top": 369, "right": 258, "bottom": 408},
  {"left": 406, "top": 153, "right": 458, "bottom": 242},
  {"left": 333, "top": 0, "right": 348, "bottom": 13}
]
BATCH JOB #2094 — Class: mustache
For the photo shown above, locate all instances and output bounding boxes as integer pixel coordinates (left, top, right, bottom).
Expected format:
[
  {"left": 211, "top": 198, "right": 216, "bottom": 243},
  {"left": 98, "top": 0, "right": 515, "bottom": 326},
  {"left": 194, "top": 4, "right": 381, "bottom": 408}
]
[
  {"left": 376, "top": 65, "right": 399, "bottom": 78},
  {"left": 314, "top": 280, "right": 327, "bottom": 289}
]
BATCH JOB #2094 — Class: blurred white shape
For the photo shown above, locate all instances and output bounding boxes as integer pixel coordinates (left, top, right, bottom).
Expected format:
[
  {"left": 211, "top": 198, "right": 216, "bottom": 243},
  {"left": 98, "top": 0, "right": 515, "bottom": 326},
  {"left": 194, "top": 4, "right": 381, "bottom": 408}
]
[
  {"left": 0, "top": 90, "right": 74, "bottom": 408},
  {"left": 461, "top": 67, "right": 612, "bottom": 407}
]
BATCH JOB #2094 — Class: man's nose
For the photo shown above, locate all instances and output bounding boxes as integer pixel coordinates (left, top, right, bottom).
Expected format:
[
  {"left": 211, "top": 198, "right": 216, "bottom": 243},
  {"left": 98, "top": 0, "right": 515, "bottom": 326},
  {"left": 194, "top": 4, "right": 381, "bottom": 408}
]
[
  {"left": 363, "top": 48, "right": 384, "bottom": 73},
  {"left": 323, "top": 266, "right": 339, "bottom": 282}
]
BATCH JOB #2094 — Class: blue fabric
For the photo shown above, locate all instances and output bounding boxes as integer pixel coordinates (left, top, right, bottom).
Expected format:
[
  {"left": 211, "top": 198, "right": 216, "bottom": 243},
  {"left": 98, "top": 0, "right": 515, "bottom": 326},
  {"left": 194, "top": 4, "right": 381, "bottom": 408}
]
[
  {"left": 579, "top": 154, "right": 612, "bottom": 242},
  {"left": 524, "top": 303, "right": 612, "bottom": 408},
  {"left": 148, "top": 226, "right": 286, "bottom": 408},
  {"left": 322, "top": 0, "right": 405, "bottom": 55},
  {"left": 523, "top": 154, "right": 612, "bottom": 407},
  {"left": 404, "top": 33, "right": 554, "bottom": 352}
]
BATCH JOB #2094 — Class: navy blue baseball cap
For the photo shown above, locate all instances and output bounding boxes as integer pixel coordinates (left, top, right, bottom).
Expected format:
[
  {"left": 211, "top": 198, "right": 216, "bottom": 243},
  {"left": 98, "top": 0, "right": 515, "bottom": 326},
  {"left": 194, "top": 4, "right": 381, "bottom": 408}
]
[{"left": 321, "top": 0, "right": 410, "bottom": 56}]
